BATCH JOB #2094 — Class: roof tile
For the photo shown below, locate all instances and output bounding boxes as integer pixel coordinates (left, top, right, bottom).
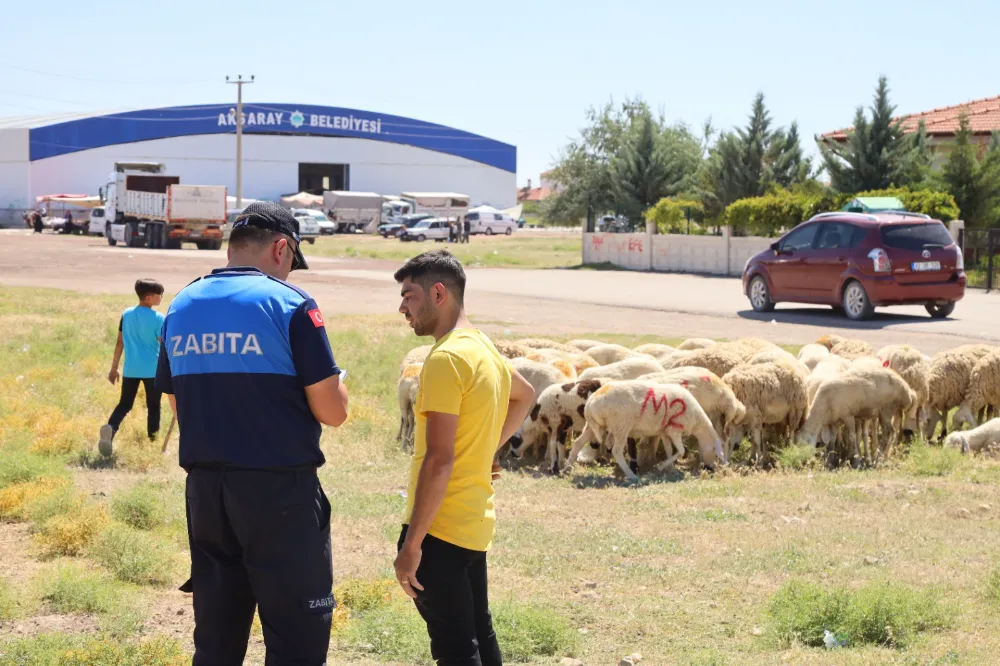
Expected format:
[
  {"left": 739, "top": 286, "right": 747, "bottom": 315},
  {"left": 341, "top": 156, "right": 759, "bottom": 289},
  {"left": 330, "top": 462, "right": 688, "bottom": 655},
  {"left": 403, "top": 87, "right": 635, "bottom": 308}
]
[{"left": 822, "top": 94, "right": 1000, "bottom": 140}]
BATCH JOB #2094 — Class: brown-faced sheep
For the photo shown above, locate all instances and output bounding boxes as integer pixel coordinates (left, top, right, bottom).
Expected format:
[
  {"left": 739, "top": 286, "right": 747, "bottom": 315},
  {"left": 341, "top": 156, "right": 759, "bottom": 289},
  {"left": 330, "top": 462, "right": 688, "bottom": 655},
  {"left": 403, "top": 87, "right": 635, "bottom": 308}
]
[
  {"left": 565, "top": 380, "right": 724, "bottom": 481},
  {"left": 815, "top": 334, "right": 848, "bottom": 350}
]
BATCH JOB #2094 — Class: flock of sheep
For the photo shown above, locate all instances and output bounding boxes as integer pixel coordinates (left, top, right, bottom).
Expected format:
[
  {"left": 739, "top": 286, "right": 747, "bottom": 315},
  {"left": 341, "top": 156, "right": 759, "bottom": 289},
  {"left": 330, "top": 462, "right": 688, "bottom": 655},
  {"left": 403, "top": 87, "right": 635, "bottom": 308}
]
[{"left": 397, "top": 334, "right": 1000, "bottom": 481}]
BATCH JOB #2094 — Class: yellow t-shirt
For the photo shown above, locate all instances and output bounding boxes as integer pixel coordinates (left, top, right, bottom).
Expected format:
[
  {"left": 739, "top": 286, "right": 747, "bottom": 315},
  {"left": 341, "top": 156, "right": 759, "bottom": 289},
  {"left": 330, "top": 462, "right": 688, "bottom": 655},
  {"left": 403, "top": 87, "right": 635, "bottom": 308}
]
[{"left": 405, "top": 329, "right": 512, "bottom": 552}]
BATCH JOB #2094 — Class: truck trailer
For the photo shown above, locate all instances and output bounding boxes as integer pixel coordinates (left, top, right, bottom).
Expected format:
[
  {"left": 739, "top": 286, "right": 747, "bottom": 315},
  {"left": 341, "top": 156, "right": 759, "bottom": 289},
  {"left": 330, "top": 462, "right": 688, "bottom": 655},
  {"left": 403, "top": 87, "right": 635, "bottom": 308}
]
[{"left": 103, "top": 162, "right": 228, "bottom": 250}]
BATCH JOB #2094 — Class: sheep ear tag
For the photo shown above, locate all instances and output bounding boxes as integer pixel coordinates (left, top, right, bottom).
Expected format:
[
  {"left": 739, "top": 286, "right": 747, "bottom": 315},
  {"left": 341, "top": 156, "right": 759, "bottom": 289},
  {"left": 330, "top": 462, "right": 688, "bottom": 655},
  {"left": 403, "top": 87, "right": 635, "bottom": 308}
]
[{"left": 883, "top": 360, "right": 890, "bottom": 368}]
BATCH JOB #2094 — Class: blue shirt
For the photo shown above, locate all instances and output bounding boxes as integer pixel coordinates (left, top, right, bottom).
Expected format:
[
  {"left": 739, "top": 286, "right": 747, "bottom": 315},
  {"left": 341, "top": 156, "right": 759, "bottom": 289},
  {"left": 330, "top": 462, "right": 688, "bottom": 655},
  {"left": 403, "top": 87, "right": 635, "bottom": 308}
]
[
  {"left": 120, "top": 306, "right": 166, "bottom": 379},
  {"left": 155, "top": 267, "right": 340, "bottom": 470}
]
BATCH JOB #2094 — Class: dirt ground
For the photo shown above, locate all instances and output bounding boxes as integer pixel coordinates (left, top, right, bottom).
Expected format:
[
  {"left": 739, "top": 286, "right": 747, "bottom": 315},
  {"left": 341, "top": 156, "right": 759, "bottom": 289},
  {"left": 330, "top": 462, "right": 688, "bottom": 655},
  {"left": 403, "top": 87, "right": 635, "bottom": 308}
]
[{"left": 1, "top": 230, "right": 997, "bottom": 354}]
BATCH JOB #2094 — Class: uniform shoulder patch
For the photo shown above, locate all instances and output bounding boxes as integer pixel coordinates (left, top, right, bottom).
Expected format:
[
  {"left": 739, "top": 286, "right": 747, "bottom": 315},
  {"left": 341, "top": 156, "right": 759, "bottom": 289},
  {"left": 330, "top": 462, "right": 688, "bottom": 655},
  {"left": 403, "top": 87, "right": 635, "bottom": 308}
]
[{"left": 307, "top": 309, "right": 325, "bottom": 328}]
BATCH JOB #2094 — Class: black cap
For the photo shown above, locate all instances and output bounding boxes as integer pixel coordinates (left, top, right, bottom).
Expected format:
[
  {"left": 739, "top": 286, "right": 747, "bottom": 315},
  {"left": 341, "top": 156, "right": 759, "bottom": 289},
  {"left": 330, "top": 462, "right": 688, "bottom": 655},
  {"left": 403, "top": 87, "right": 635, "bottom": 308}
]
[{"left": 232, "top": 201, "right": 309, "bottom": 270}]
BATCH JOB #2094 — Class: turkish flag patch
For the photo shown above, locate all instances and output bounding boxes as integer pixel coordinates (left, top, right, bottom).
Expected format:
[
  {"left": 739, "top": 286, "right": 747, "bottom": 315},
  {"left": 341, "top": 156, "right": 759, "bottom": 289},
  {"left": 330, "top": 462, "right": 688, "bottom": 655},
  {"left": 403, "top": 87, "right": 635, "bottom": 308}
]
[{"left": 307, "top": 309, "right": 325, "bottom": 328}]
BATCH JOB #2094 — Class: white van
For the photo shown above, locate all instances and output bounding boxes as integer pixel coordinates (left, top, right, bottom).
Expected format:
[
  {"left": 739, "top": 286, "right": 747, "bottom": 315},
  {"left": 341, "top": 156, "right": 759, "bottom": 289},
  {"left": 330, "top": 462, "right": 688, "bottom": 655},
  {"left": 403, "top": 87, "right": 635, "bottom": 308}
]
[{"left": 466, "top": 209, "right": 517, "bottom": 236}]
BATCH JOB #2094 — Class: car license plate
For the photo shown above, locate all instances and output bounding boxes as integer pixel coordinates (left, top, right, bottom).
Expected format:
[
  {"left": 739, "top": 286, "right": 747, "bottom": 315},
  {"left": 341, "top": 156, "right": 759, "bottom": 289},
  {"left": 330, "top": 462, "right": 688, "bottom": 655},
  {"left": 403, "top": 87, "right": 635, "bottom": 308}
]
[{"left": 912, "top": 261, "right": 940, "bottom": 271}]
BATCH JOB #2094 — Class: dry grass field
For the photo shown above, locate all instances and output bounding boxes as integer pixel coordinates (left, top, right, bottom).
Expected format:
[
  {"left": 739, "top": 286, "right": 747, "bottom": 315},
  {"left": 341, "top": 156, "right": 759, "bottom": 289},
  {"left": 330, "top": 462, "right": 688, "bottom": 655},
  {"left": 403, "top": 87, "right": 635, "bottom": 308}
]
[{"left": 1, "top": 286, "right": 1000, "bottom": 665}]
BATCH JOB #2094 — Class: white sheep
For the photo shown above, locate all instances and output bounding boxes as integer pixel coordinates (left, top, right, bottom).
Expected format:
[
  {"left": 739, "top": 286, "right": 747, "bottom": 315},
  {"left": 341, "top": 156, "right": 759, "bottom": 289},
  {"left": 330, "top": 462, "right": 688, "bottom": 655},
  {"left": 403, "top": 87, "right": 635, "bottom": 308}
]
[
  {"left": 952, "top": 349, "right": 1000, "bottom": 431},
  {"left": 401, "top": 345, "right": 432, "bottom": 372},
  {"left": 746, "top": 349, "right": 808, "bottom": 378},
  {"left": 397, "top": 363, "right": 423, "bottom": 452},
  {"left": 634, "top": 343, "right": 676, "bottom": 357},
  {"left": 830, "top": 339, "right": 874, "bottom": 361},
  {"left": 640, "top": 367, "right": 747, "bottom": 458},
  {"left": 492, "top": 339, "right": 529, "bottom": 359},
  {"left": 798, "top": 365, "right": 916, "bottom": 462},
  {"left": 797, "top": 343, "right": 830, "bottom": 371},
  {"left": 924, "top": 344, "right": 995, "bottom": 440},
  {"left": 516, "top": 338, "right": 578, "bottom": 354},
  {"left": 510, "top": 357, "right": 575, "bottom": 394},
  {"left": 677, "top": 338, "right": 717, "bottom": 351},
  {"left": 806, "top": 355, "right": 852, "bottom": 405},
  {"left": 565, "top": 380, "right": 724, "bottom": 481},
  {"left": 578, "top": 356, "right": 664, "bottom": 382},
  {"left": 944, "top": 418, "right": 1000, "bottom": 454},
  {"left": 664, "top": 344, "right": 747, "bottom": 378},
  {"left": 568, "top": 339, "right": 604, "bottom": 352},
  {"left": 722, "top": 361, "right": 808, "bottom": 464},
  {"left": 875, "top": 344, "right": 931, "bottom": 435},
  {"left": 584, "top": 343, "right": 640, "bottom": 366}
]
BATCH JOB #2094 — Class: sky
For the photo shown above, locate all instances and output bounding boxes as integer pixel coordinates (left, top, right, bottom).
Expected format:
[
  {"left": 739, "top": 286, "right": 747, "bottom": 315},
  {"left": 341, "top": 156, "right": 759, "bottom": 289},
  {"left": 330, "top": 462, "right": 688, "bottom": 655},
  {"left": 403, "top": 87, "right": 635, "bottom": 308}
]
[{"left": 3, "top": 0, "right": 999, "bottom": 186}]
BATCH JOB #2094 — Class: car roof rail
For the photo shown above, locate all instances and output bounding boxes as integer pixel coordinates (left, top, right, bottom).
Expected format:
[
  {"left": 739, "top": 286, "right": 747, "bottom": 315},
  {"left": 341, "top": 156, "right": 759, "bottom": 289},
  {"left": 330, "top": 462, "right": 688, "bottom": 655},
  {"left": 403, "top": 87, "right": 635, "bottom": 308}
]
[
  {"left": 808, "top": 211, "right": 879, "bottom": 222},
  {"left": 885, "top": 210, "right": 932, "bottom": 219}
]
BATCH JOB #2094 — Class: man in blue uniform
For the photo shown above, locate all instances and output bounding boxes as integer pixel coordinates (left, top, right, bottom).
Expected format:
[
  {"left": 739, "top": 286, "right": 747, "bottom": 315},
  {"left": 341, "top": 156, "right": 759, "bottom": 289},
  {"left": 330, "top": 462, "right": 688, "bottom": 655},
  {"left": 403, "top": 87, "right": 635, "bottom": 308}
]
[{"left": 156, "top": 201, "right": 348, "bottom": 666}]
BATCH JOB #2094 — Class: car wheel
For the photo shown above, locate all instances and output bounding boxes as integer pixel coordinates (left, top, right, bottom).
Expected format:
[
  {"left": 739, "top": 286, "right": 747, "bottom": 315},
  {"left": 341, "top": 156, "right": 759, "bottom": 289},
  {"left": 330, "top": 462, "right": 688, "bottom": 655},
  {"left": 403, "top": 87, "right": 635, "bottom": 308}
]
[
  {"left": 417, "top": 234, "right": 426, "bottom": 242},
  {"left": 106, "top": 223, "right": 116, "bottom": 246},
  {"left": 347, "top": 224, "right": 356, "bottom": 233},
  {"left": 842, "top": 280, "right": 875, "bottom": 321},
  {"left": 306, "top": 237, "right": 315, "bottom": 244},
  {"left": 485, "top": 227, "right": 494, "bottom": 236},
  {"left": 505, "top": 227, "right": 513, "bottom": 235},
  {"left": 926, "top": 301, "right": 956, "bottom": 319},
  {"left": 748, "top": 275, "right": 775, "bottom": 312}
]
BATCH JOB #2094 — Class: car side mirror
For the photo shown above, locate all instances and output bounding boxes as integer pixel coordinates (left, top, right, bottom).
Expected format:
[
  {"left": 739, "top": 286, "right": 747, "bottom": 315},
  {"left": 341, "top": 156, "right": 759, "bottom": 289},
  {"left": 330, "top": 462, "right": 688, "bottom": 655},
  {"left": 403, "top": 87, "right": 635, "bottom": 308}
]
[{"left": 770, "top": 241, "right": 781, "bottom": 253}]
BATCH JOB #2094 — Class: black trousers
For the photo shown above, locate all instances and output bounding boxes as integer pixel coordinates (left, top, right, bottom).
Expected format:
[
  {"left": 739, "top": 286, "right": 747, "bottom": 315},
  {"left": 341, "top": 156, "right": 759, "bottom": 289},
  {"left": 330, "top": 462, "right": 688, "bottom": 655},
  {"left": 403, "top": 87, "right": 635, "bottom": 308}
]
[
  {"left": 398, "top": 525, "right": 502, "bottom": 666},
  {"left": 186, "top": 467, "right": 334, "bottom": 666},
  {"left": 108, "top": 377, "right": 161, "bottom": 439}
]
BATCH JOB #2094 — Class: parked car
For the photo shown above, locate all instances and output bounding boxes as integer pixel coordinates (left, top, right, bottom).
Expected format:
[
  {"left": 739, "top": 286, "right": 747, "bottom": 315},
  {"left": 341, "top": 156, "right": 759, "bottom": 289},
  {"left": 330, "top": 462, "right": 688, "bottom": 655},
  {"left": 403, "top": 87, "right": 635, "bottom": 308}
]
[
  {"left": 293, "top": 208, "right": 335, "bottom": 235},
  {"left": 380, "top": 213, "right": 434, "bottom": 238},
  {"left": 400, "top": 218, "right": 454, "bottom": 242},
  {"left": 742, "top": 211, "right": 965, "bottom": 321},
  {"left": 88, "top": 207, "right": 106, "bottom": 236},
  {"left": 290, "top": 208, "right": 321, "bottom": 244},
  {"left": 466, "top": 210, "right": 516, "bottom": 236}
]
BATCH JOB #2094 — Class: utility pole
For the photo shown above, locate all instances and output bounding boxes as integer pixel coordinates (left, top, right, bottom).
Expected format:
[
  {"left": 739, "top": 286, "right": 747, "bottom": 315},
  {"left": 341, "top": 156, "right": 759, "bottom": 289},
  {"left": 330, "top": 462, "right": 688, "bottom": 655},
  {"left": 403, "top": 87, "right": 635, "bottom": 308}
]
[{"left": 226, "top": 75, "right": 254, "bottom": 209}]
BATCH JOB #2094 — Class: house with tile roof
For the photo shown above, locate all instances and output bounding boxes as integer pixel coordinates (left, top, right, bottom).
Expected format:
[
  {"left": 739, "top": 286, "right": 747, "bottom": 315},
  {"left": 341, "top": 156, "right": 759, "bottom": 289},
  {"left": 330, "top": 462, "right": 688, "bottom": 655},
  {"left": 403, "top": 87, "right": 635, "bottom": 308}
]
[{"left": 820, "top": 94, "right": 1000, "bottom": 167}]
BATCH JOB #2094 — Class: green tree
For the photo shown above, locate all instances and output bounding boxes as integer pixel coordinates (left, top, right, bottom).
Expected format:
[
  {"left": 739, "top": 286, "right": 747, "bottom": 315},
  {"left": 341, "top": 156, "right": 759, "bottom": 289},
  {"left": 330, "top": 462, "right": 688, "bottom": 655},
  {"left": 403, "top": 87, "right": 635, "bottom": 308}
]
[
  {"left": 818, "top": 76, "right": 931, "bottom": 192},
  {"left": 703, "top": 93, "right": 812, "bottom": 216},
  {"left": 941, "top": 115, "right": 1000, "bottom": 227},
  {"left": 546, "top": 98, "right": 702, "bottom": 226}
]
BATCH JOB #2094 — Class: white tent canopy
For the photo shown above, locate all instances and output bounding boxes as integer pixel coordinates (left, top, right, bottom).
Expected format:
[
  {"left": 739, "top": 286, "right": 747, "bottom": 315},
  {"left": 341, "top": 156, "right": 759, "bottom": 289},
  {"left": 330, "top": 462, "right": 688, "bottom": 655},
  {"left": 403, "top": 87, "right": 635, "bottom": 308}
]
[{"left": 279, "top": 191, "right": 323, "bottom": 209}]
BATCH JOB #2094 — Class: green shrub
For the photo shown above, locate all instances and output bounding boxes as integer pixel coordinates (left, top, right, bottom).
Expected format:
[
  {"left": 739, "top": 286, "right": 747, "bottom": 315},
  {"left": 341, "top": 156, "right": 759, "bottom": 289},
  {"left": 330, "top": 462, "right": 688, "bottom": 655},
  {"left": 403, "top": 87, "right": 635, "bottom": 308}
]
[
  {"left": 0, "top": 577, "right": 19, "bottom": 622},
  {"left": 986, "top": 565, "right": 1000, "bottom": 607},
  {"left": 769, "top": 580, "right": 953, "bottom": 649},
  {"left": 493, "top": 601, "right": 578, "bottom": 662},
  {"left": 337, "top": 602, "right": 432, "bottom": 664},
  {"left": 0, "top": 447, "right": 66, "bottom": 490},
  {"left": 776, "top": 444, "right": 818, "bottom": 470},
  {"left": 906, "top": 442, "right": 967, "bottom": 477},
  {"left": 38, "top": 563, "right": 125, "bottom": 616},
  {"left": 0, "top": 634, "right": 185, "bottom": 666},
  {"left": 334, "top": 577, "right": 395, "bottom": 613},
  {"left": 90, "top": 523, "right": 175, "bottom": 586},
  {"left": 111, "top": 482, "right": 166, "bottom": 530},
  {"left": 645, "top": 197, "right": 705, "bottom": 234}
]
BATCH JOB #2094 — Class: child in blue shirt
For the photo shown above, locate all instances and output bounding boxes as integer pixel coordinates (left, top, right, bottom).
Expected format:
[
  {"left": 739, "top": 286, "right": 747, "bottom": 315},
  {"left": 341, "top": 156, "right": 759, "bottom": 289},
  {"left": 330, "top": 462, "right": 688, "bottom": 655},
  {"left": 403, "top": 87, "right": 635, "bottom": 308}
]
[{"left": 100, "top": 278, "right": 166, "bottom": 456}]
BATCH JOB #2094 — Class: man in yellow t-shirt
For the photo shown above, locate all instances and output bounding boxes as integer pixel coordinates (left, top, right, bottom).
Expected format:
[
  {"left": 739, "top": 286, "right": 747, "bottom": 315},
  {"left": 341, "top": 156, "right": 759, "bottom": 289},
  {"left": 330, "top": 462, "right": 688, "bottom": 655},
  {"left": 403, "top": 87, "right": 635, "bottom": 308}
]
[{"left": 393, "top": 250, "right": 535, "bottom": 666}]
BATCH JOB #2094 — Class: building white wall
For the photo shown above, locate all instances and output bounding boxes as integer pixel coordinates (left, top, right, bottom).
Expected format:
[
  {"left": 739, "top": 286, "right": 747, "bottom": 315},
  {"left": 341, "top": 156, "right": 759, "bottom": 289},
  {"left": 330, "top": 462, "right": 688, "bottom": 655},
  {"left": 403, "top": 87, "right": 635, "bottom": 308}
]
[
  {"left": 0, "top": 129, "right": 31, "bottom": 214},
  {"left": 17, "top": 133, "right": 514, "bottom": 210}
]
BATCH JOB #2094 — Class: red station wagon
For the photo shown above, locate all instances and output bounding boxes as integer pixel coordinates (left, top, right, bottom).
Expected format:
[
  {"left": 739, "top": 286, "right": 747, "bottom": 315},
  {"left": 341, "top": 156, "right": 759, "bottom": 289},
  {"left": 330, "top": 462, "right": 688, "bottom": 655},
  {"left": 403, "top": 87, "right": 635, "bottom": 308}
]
[{"left": 742, "top": 212, "right": 966, "bottom": 321}]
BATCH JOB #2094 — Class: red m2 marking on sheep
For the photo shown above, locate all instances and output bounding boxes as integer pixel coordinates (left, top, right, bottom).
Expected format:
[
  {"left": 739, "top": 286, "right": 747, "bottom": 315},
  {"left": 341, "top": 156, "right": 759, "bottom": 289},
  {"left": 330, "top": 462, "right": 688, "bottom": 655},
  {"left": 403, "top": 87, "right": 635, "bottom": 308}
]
[{"left": 640, "top": 389, "right": 686, "bottom": 429}]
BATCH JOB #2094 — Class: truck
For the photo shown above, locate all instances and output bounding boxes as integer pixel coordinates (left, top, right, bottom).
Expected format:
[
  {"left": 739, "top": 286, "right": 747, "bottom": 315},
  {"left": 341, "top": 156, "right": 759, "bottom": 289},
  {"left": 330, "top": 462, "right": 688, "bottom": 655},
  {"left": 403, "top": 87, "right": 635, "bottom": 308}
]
[
  {"left": 380, "top": 192, "right": 470, "bottom": 228},
  {"left": 102, "top": 162, "right": 228, "bottom": 250},
  {"left": 322, "top": 191, "right": 384, "bottom": 234}
]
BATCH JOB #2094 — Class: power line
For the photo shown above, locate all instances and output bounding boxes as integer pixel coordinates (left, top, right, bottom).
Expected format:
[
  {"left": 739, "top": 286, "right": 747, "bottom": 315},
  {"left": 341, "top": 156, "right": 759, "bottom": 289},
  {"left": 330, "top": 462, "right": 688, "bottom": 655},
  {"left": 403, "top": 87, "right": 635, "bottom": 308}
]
[{"left": 7, "top": 65, "right": 214, "bottom": 86}]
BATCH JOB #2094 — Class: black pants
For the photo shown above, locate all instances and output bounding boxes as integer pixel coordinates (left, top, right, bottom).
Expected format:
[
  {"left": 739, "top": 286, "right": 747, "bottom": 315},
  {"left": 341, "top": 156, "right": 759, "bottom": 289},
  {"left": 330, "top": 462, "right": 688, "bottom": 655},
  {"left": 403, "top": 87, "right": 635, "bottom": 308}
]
[
  {"left": 398, "top": 525, "right": 502, "bottom": 666},
  {"left": 186, "top": 467, "right": 334, "bottom": 666},
  {"left": 108, "top": 377, "right": 161, "bottom": 439}
]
